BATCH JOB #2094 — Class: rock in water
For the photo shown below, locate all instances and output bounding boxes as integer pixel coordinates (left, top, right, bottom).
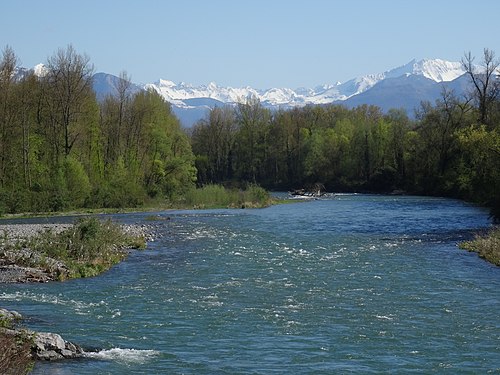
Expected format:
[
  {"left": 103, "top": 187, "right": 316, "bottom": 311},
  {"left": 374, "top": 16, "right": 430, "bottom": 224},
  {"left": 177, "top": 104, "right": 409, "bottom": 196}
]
[
  {"left": 0, "top": 307, "right": 23, "bottom": 321},
  {"left": 32, "top": 332, "right": 84, "bottom": 360}
]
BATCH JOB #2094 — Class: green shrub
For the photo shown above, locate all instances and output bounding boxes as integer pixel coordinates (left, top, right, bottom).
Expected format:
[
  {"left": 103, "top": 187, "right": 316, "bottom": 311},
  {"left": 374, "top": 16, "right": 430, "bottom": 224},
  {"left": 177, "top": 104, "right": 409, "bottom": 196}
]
[
  {"left": 184, "top": 184, "right": 234, "bottom": 208},
  {"left": 182, "top": 184, "right": 270, "bottom": 209},
  {"left": 25, "top": 217, "right": 146, "bottom": 279},
  {"left": 460, "top": 226, "right": 500, "bottom": 266},
  {"left": 245, "top": 184, "right": 271, "bottom": 207}
]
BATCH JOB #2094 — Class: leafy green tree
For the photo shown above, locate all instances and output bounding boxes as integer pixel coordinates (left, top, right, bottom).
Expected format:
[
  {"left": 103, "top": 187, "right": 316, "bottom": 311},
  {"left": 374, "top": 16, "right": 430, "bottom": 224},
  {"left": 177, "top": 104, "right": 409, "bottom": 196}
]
[
  {"left": 234, "top": 96, "right": 271, "bottom": 182},
  {"left": 129, "top": 89, "right": 196, "bottom": 199},
  {"left": 191, "top": 106, "right": 236, "bottom": 184},
  {"left": 456, "top": 125, "right": 500, "bottom": 213},
  {"left": 0, "top": 46, "right": 19, "bottom": 188},
  {"left": 63, "top": 156, "right": 91, "bottom": 207}
]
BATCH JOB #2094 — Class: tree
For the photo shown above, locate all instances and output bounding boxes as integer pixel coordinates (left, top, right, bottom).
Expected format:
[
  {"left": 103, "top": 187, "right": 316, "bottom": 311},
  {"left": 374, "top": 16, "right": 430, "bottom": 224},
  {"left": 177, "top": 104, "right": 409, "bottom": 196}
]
[
  {"left": 456, "top": 124, "right": 500, "bottom": 215},
  {"left": 99, "top": 71, "right": 133, "bottom": 167},
  {"left": 234, "top": 96, "right": 271, "bottom": 182},
  {"left": 128, "top": 90, "right": 196, "bottom": 198},
  {"left": 0, "top": 46, "right": 19, "bottom": 187},
  {"left": 43, "top": 45, "right": 95, "bottom": 159},
  {"left": 386, "top": 109, "right": 410, "bottom": 182},
  {"left": 462, "top": 48, "right": 500, "bottom": 127},
  {"left": 191, "top": 106, "right": 236, "bottom": 184}
]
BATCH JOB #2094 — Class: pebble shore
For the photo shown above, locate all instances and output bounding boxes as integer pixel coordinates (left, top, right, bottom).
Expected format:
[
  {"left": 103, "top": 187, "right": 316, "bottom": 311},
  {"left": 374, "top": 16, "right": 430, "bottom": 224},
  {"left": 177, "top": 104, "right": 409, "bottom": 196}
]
[{"left": 0, "top": 223, "right": 72, "bottom": 242}]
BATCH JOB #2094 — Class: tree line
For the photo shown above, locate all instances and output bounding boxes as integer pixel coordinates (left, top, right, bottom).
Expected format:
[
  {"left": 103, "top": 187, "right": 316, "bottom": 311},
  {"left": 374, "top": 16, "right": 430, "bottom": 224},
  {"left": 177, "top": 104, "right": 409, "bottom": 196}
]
[
  {"left": 0, "top": 45, "right": 196, "bottom": 213},
  {"left": 191, "top": 49, "right": 499, "bottom": 217},
  {"left": 1, "top": 45, "right": 498, "bottom": 217}
]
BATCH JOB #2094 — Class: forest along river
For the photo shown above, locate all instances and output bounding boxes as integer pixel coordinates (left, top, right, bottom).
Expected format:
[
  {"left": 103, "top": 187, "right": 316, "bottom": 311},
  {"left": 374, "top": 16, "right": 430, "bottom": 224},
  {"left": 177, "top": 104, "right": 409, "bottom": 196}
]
[{"left": 1, "top": 195, "right": 499, "bottom": 374}]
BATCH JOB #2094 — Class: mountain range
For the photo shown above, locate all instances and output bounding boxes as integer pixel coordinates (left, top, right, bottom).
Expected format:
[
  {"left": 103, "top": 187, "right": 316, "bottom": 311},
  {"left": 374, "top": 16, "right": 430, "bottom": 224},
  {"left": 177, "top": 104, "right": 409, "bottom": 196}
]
[{"left": 27, "top": 58, "right": 475, "bottom": 126}]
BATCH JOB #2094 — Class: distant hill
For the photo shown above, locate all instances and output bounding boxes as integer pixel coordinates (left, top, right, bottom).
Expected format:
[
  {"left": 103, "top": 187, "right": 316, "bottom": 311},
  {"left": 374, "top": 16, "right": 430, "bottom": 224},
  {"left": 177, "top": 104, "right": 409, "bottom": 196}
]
[{"left": 92, "top": 72, "right": 143, "bottom": 101}]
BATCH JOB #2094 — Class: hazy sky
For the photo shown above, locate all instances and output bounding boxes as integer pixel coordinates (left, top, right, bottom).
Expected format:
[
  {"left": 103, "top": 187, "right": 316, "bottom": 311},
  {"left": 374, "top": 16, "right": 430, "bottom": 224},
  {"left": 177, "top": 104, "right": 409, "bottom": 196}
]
[{"left": 2, "top": 0, "right": 499, "bottom": 88}]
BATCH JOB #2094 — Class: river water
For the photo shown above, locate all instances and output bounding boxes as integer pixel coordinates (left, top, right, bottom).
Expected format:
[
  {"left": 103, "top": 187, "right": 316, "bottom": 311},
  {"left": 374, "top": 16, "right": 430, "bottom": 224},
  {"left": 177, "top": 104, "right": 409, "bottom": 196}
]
[{"left": 1, "top": 195, "right": 499, "bottom": 374}]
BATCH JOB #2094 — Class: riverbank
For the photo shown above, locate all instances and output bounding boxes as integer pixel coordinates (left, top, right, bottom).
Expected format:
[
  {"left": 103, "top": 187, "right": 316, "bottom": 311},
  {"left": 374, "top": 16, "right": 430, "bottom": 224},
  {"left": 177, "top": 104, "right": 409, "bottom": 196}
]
[
  {"left": 0, "top": 220, "right": 152, "bottom": 283},
  {"left": 0, "top": 220, "right": 156, "bottom": 372}
]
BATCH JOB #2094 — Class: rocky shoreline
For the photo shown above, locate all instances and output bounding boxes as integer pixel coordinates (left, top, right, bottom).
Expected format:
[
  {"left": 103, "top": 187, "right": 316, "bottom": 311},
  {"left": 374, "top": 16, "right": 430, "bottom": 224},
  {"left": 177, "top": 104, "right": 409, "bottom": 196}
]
[
  {"left": 1, "top": 307, "right": 84, "bottom": 362},
  {"left": 0, "top": 221, "right": 158, "bottom": 368}
]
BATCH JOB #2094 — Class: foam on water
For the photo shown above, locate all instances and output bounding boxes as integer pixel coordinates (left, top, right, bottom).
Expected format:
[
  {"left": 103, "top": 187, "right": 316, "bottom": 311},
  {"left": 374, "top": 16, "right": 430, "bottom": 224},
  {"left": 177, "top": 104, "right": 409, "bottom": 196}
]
[
  {"left": 3, "top": 195, "right": 498, "bottom": 374},
  {"left": 0, "top": 291, "right": 126, "bottom": 320},
  {"left": 84, "top": 348, "right": 160, "bottom": 364},
  {"left": 0, "top": 291, "right": 107, "bottom": 315}
]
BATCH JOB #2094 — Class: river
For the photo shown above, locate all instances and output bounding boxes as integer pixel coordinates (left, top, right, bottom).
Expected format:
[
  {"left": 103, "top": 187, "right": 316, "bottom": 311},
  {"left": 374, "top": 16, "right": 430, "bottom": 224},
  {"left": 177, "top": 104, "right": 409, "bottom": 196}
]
[{"left": 1, "top": 195, "right": 499, "bottom": 374}]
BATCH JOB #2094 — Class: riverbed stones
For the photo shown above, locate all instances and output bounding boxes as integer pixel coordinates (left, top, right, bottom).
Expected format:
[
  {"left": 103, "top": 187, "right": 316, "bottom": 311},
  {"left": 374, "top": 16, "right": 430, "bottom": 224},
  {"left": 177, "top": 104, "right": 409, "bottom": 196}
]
[{"left": 0, "top": 246, "right": 70, "bottom": 283}]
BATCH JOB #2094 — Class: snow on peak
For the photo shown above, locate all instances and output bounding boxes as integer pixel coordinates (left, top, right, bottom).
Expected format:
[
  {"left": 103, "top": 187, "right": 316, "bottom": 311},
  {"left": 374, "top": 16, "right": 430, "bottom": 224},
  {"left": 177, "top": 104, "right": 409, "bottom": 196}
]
[
  {"left": 33, "top": 63, "right": 48, "bottom": 77},
  {"left": 412, "top": 58, "right": 465, "bottom": 82},
  {"left": 384, "top": 58, "right": 465, "bottom": 82},
  {"left": 333, "top": 58, "right": 467, "bottom": 99},
  {"left": 158, "top": 79, "right": 177, "bottom": 87},
  {"left": 143, "top": 58, "right": 466, "bottom": 112}
]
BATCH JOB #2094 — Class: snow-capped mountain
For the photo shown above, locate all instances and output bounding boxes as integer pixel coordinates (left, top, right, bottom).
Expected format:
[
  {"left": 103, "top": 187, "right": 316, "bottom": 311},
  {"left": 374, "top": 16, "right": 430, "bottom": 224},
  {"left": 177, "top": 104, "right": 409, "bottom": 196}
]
[
  {"left": 334, "top": 58, "right": 465, "bottom": 99},
  {"left": 145, "top": 58, "right": 466, "bottom": 109},
  {"left": 19, "top": 58, "right": 471, "bottom": 126},
  {"left": 139, "top": 58, "right": 468, "bottom": 124},
  {"left": 138, "top": 59, "right": 465, "bottom": 126}
]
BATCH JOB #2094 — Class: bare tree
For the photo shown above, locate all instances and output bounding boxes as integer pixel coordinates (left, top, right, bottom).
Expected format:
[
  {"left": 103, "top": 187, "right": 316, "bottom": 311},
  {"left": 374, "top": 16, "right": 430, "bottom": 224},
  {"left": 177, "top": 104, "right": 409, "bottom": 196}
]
[
  {"left": 461, "top": 48, "right": 500, "bottom": 126},
  {"left": 0, "top": 45, "right": 17, "bottom": 83},
  {"left": 116, "top": 71, "right": 132, "bottom": 158},
  {"left": 44, "top": 44, "right": 94, "bottom": 158},
  {"left": 101, "top": 71, "right": 133, "bottom": 165}
]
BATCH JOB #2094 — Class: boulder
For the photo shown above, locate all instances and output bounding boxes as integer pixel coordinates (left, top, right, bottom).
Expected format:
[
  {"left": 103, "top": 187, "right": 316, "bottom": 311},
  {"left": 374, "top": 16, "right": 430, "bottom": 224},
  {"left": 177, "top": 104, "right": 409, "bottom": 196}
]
[
  {"left": 32, "top": 331, "right": 84, "bottom": 360},
  {"left": 1, "top": 307, "right": 84, "bottom": 361},
  {"left": 0, "top": 307, "right": 23, "bottom": 321}
]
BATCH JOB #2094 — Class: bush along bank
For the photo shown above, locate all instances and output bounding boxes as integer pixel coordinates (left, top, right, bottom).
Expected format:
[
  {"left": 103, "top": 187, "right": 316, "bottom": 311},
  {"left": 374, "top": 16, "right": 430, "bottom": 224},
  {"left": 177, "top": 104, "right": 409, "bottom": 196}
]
[
  {"left": 460, "top": 226, "right": 500, "bottom": 266},
  {"left": 181, "top": 184, "right": 272, "bottom": 209}
]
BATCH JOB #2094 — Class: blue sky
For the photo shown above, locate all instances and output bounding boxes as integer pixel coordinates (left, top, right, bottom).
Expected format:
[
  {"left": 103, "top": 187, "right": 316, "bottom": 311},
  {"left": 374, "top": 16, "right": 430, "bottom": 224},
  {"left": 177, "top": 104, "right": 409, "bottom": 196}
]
[{"left": 2, "top": 0, "right": 499, "bottom": 88}]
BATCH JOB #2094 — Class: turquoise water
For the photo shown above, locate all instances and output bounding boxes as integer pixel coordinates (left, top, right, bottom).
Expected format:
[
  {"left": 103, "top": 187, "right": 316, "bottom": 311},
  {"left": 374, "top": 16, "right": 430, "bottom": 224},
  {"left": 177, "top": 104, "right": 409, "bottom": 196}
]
[{"left": 1, "top": 195, "right": 499, "bottom": 374}]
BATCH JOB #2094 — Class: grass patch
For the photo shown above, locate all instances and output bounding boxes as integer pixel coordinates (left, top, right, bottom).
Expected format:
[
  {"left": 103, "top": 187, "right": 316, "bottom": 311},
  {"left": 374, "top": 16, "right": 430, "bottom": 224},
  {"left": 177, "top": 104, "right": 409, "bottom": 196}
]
[
  {"left": 22, "top": 218, "right": 146, "bottom": 279},
  {"left": 459, "top": 226, "right": 500, "bottom": 266},
  {"left": 181, "top": 184, "right": 272, "bottom": 209}
]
